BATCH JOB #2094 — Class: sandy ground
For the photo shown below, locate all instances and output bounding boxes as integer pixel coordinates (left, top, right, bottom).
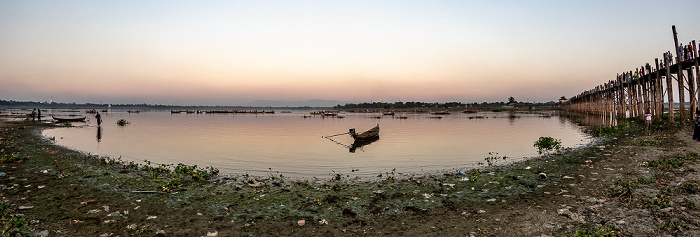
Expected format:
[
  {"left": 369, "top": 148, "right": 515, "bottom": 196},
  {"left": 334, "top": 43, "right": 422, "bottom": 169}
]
[{"left": 1, "top": 117, "right": 700, "bottom": 236}]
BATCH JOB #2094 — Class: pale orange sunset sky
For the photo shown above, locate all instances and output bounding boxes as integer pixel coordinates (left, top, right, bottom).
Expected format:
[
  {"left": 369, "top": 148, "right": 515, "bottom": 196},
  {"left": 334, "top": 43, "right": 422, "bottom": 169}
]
[{"left": 2, "top": 0, "right": 700, "bottom": 106}]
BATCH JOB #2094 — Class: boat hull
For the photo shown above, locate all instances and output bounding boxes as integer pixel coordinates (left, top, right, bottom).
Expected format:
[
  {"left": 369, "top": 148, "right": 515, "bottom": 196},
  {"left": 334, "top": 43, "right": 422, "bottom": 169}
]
[
  {"left": 350, "top": 125, "right": 380, "bottom": 141},
  {"left": 52, "top": 116, "right": 86, "bottom": 122}
]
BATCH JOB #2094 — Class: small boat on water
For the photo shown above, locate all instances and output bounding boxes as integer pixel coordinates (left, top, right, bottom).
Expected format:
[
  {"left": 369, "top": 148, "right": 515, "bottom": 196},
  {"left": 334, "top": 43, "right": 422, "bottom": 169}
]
[
  {"left": 431, "top": 110, "right": 450, "bottom": 115},
  {"left": 349, "top": 125, "right": 380, "bottom": 141},
  {"left": 383, "top": 111, "right": 395, "bottom": 116},
  {"left": 52, "top": 116, "right": 86, "bottom": 122}
]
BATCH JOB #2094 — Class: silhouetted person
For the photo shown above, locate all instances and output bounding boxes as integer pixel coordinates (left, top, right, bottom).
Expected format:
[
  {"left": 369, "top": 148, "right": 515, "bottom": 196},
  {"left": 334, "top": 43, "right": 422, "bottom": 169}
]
[
  {"left": 95, "top": 112, "right": 102, "bottom": 126},
  {"left": 37, "top": 109, "right": 41, "bottom": 121}
]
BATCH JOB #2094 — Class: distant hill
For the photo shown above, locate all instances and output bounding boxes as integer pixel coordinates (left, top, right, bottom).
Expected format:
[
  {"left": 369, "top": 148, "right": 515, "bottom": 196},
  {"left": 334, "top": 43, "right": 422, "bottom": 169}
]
[{"left": 245, "top": 99, "right": 347, "bottom": 107}]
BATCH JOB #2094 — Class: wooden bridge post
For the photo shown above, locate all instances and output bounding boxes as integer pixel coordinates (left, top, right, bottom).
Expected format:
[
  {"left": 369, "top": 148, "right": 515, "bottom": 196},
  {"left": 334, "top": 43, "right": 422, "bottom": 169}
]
[
  {"left": 642, "top": 74, "right": 649, "bottom": 118},
  {"left": 665, "top": 53, "right": 675, "bottom": 122},
  {"left": 690, "top": 67, "right": 697, "bottom": 115},
  {"left": 655, "top": 58, "right": 664, "bottom": 119},
  {"left": 673, "top": 25, "right": 685, "bottom": 121},
  {"left": 694, "top": 40, "right": 700, "bottom": 115}
]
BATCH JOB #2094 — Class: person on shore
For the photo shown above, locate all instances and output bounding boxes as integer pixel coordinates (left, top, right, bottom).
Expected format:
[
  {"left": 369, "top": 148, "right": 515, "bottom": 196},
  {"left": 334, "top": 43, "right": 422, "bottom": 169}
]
[
  {"left": 694, "top": 109, "right": 700, "bottom": 142},
  {"left": 95, "top": 112, "right": 102, "bottom": 126},
  {"left": 31, "top": 108, "right": 37, "bottom": 121},
  {"left": 645, "top": 108, "right": 652, "bottom": 136},
  {"left": 37, "top": 109, "right": 41, "bottom": 121}
]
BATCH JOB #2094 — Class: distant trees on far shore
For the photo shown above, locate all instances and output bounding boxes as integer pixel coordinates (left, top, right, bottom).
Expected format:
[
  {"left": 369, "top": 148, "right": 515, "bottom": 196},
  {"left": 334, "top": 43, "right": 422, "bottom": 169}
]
[{"left": 334, "top": 100, "right": 558, "bottom": 110}]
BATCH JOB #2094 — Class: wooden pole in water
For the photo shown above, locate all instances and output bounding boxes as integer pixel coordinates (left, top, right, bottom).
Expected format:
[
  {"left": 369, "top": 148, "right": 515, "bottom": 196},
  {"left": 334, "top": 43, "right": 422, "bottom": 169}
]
[
  {"left": 672, "top": 25, "right": 685, "bottom": 121},
  {"left": 666, "top": 53, "right": 675, "bottom": 122}
]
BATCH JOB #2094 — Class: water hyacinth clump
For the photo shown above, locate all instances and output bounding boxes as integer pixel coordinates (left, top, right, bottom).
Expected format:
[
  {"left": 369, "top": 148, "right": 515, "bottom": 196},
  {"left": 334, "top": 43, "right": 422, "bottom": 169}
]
[
  {"left": 117, "top": 119, "right": 130, "bottom": 126},
  {"left": 534, "top": 136, "right": 562, "bottom": 154}
]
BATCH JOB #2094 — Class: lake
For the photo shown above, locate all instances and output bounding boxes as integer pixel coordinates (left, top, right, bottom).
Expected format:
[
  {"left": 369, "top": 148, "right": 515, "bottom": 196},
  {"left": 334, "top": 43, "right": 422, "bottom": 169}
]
[{"left": 40, "top": 109, "right": 593, "bottom": 179}]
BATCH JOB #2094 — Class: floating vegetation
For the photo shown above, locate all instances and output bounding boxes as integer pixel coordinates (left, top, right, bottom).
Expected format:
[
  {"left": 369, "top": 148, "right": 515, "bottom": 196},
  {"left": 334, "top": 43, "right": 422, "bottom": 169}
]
[
  {"left": 483, "top": 152, "right": 508, "bottom": 166},
  {"left": 533, "top": 136, "right": 562, "bottom": 154},
  {"left": 116, "top": 119, "right": 130, "bottom": 126}
]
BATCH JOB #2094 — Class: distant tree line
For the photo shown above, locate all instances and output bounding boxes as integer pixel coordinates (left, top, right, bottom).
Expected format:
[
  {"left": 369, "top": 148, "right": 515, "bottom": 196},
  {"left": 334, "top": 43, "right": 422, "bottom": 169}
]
[
  {"left": 0, "top": 99, "right": 329, "bottom": 110},
  {"left": 335, "top": 99, "right": 558, "bottom": 110}
]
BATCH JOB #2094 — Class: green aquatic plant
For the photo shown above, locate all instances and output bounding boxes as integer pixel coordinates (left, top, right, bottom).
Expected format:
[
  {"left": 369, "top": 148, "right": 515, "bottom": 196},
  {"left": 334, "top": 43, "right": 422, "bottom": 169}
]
[
  {"left": 533, "top": 137, "right": 561, "bottom": 154},
  {"left": 116, "top": 119, "right": 130, "bottom": 126},
  {"left": 484, "top": 152, "right": 508, "bottom": 166}
]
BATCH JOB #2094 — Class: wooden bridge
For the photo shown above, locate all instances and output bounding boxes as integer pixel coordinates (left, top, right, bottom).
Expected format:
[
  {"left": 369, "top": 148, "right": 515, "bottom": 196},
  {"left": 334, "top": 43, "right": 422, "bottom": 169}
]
[{"left": 563, "top": 26, "right": 699, "bottom": 124}]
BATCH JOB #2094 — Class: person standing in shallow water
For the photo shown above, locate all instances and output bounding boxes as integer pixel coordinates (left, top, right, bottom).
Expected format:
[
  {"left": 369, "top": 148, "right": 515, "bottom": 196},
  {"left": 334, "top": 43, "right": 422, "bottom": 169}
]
[
  {"left": 694, "top": 109, "right": 700, "bottom": 142},
  {"left": 95, "top": 112, "right": 102, "bottom": 127}
]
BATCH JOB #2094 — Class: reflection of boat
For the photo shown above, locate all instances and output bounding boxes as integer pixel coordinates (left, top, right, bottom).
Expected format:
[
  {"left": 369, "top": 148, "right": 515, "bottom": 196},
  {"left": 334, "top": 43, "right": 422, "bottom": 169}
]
[
  {"left": 52, "top": 116, "right": 86, "bottom": 122},
  {"left": 349, "top": 136, "right": 379, "bottom": 153},
  {"left": 349, "top": 125, "right": 379, "bottom": 141}
]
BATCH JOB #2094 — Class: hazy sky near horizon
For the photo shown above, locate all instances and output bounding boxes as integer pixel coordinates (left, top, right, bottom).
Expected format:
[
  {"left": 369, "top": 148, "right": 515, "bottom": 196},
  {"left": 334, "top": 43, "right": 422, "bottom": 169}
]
[{"left": 2, "top": 0, "right": 700, "bottom": 106}]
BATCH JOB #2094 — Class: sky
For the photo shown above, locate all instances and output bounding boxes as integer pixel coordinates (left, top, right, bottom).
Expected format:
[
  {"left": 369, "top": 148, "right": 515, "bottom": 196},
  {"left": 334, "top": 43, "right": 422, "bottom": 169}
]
[{"left": 1, "top": 0, "right": 700, "bottom": 106}]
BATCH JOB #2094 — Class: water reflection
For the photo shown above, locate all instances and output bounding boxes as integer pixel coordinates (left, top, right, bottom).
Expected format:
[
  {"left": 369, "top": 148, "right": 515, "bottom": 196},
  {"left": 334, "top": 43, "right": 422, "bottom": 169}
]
[
  {"left": 561, "top": 111, "right": 618, "bottom": 128},
  {"left": 350, "top": 137, "right": 379, "bottom": 153},
  {"left": 96, "top": 127, "right": 102, "bottom": 143}
]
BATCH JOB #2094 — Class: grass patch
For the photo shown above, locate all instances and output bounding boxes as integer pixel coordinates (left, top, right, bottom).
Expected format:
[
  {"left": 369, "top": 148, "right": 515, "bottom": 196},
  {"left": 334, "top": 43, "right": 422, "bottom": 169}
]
[
  {"left": 608, "top": 179, "right": 638, "bottom": 201},
  {"left": 0, "top": 203, "right": 33, "bottom": 237},
  {"left": 1, "top": 153, "right": 28, "bottom": 163},
  {"left": 659, "top": 220, "right": 685, "bottom": 236},
  {"left": 572, "top": 224, "right": 617, "bottom": 237}
]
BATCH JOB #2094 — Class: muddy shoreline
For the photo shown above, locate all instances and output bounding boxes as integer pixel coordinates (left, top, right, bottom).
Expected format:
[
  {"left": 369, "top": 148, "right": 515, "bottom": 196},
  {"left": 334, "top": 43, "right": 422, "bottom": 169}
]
[{"left": 2, "top": 117, "right": 700, "bottom": 236}]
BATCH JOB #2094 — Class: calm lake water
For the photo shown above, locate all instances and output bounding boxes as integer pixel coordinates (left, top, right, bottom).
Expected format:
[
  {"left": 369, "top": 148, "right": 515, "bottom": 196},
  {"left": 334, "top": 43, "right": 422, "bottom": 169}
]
[{"left": 40, "top": 109, "right": 593, "bottom": 178}]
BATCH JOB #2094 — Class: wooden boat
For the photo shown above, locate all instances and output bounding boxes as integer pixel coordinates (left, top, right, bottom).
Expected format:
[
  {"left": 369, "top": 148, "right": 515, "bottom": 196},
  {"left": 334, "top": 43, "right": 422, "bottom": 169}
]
[
  {"left": 52, "top": 116, "right": 86, "bottom": 122},
  {"left": 431, "top": 110, "right": 450, "bottom": 115},
  {"left": 383, "top": 111, "right": 395, "bottom": 116},
  {"left": 349, "top": 125, "right": 379, "bottom": 141}
]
